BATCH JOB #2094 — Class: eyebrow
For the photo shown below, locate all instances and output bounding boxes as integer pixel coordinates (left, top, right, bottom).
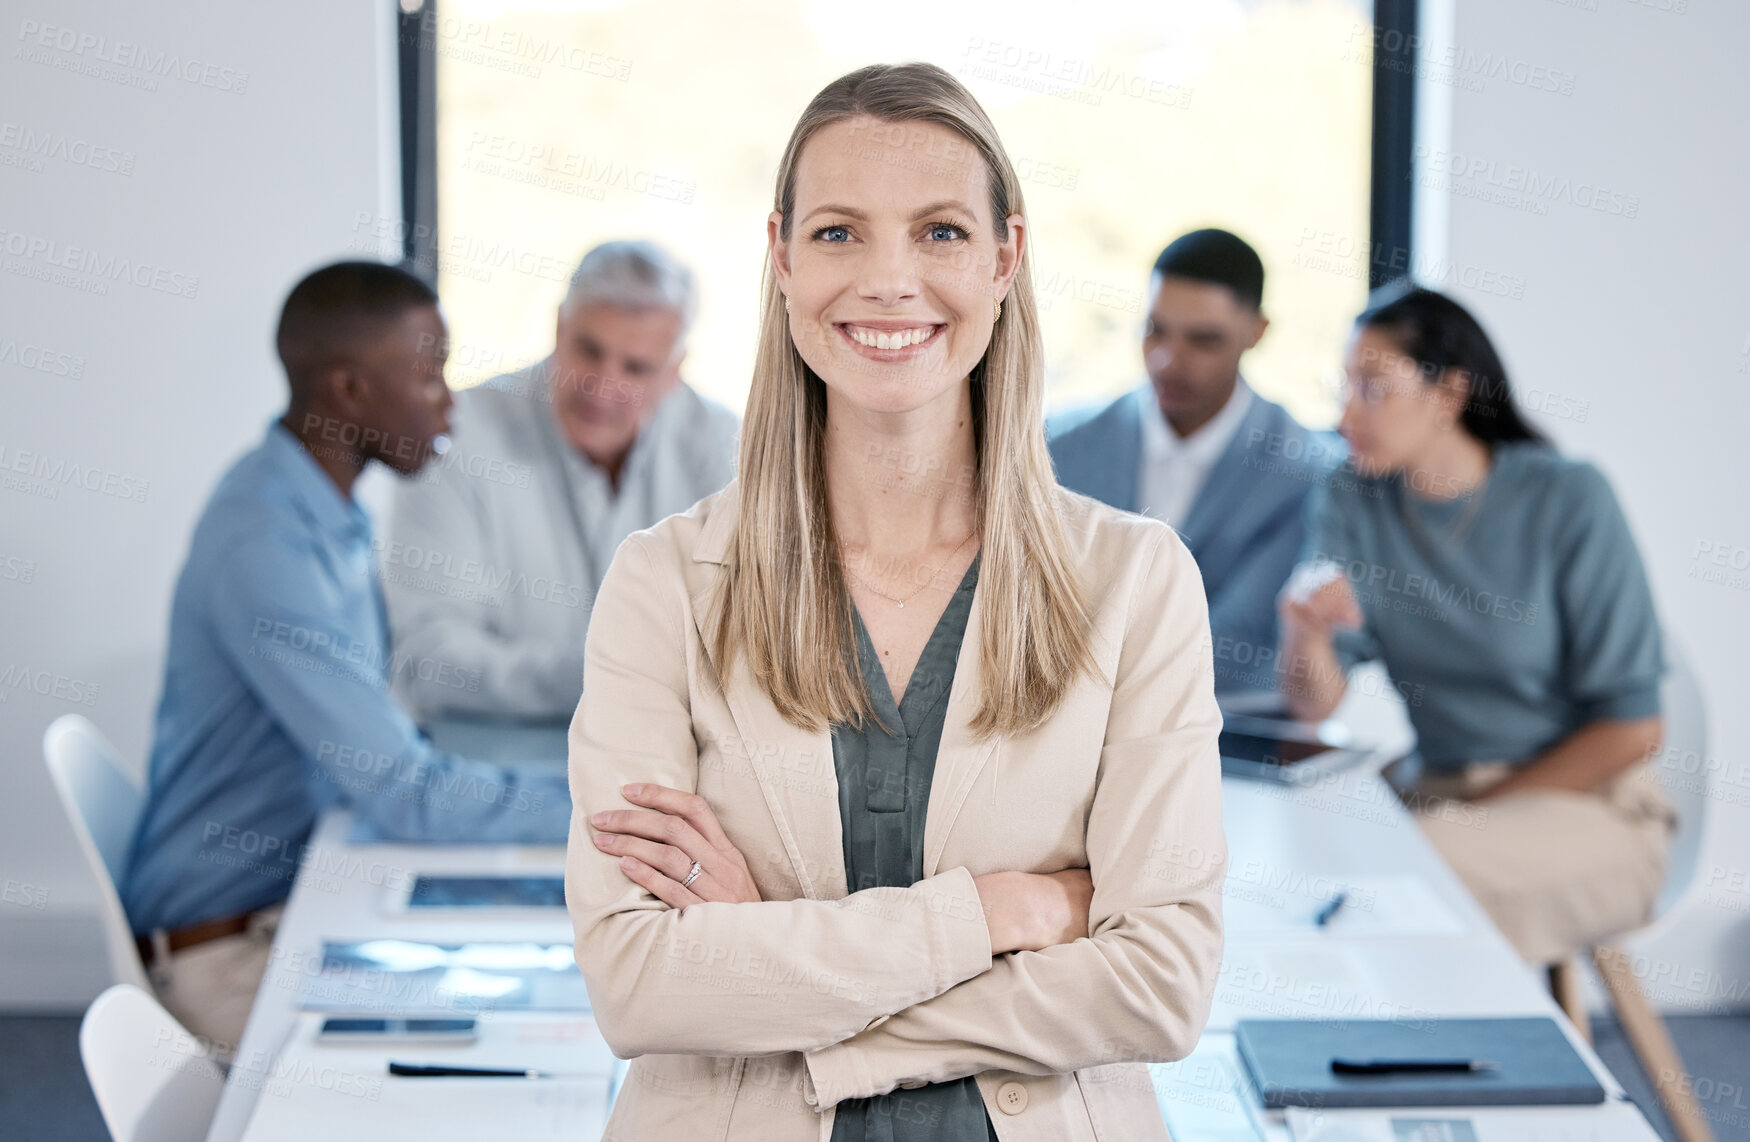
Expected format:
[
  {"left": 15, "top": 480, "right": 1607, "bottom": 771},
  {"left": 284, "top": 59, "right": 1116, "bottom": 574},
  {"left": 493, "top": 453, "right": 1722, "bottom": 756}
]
[{"left": 801, "top": 200, "right": 978, "bottom": 225}]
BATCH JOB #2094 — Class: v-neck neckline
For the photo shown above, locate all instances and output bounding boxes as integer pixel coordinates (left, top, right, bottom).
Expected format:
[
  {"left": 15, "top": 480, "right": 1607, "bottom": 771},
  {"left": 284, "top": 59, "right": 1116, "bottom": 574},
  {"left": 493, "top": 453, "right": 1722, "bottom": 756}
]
[{"left": 849, "top": 551, "right": 981, "bottom": 726}]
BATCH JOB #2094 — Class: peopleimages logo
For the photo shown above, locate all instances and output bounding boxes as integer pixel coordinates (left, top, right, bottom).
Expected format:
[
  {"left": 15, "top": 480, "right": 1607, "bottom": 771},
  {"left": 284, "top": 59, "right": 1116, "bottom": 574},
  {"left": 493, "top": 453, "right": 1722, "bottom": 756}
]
[
  {"left": 0, "top": 443, "right": 150, "bottom": 502},
  {"left": 0, "top": 337, "right": 85, "bottom": 379},
  {"left": 0, "top": 227, "right": 199, "bottom": 298},
  {"left": 1413, "top": 146, "right": 1639, "bottom": 219},
  {"left": 0, "top": 121, "right": 135, "bottom": 174},
  {"left": 14, "top": 19, "right": 250, "bottom": 94},
  {"left": 0, "top": 664, "right": 100, "bottom": 706},
  {"left": 1315, "top": 551, "right": 1541, "bottom": 626},
  {"left": 373, "top": 538, "right": 589, "bottom": 610}
]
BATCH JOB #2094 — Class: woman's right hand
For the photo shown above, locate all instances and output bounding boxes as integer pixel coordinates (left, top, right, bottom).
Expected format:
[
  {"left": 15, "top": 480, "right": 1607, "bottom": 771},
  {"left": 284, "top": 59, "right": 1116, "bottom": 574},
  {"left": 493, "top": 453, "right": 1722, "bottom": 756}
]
[
  {"left": 1278, "top": 560, "right": 1362, "bottom": 643},
  {"left": 972, "top": 869, "right": 1094, "bottom": 954}
]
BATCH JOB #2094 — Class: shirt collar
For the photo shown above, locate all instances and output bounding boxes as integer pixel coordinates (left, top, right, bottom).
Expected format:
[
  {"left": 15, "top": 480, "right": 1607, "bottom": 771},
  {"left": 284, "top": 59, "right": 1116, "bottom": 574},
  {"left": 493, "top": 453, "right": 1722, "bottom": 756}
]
[
  {"left": 1138, "top": 376, "right": 1255, "bottom": 464},
  {"left": 262, "top": 420, "right": 373, "bottom": 546}
]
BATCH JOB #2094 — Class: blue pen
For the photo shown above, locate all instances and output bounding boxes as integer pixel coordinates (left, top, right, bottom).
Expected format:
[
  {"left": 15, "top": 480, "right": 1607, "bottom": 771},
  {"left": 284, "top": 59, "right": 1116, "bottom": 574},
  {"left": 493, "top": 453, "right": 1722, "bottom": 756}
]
[{"left": 1314, "top": 891, "right": 1348, "bottom": 928}]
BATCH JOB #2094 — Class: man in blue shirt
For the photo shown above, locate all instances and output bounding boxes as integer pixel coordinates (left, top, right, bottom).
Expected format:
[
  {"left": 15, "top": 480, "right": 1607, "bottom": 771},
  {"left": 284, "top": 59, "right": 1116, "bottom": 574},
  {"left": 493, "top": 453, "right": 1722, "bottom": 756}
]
[
  {"left": 120, "top": 261, "right": 572, "bottom": 1058},
  {"left": 1049, "top": 229, "right": 1343, "bottom": 695}
]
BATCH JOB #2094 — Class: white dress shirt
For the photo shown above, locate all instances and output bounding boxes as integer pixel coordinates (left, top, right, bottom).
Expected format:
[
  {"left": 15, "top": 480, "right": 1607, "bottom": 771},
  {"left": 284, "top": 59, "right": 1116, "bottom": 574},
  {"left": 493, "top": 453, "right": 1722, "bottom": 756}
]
[
  {"left": 381, "top": 357, "right": 739, "bottom": 720},
  {"left": 1135, "top": 377, "right": 1254, "bottom": 528}
]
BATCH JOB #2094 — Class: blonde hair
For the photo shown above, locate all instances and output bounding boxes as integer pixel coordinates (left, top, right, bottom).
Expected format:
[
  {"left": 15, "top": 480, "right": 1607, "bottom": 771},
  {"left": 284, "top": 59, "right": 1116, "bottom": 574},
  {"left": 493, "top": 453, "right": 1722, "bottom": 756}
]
[{"left": 711, "top": 62, "right": 1097, "bottom": 739}]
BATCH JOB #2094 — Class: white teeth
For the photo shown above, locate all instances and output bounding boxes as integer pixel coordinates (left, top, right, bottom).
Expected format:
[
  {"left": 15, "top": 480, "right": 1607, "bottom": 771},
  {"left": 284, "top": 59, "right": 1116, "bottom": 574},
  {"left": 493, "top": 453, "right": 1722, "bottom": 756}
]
[{"left": 845, "top": 325, "right": 934, "bottom": 349}]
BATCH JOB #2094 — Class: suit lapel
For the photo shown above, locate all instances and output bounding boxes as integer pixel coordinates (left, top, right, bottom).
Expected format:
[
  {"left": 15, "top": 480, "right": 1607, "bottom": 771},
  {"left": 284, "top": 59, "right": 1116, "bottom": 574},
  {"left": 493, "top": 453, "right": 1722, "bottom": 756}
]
[
  {"left": 1098, "top": 389, "right": 1145, "bottom": 514},
  {"left": 685, "top": 481, "right": 1000, "bottom": 895},
  {"left": 689, "top": 575, "right": 846, "bottom": 902},
  {"left": 1054, "top": 389, "right": 1142, "bottom": 513},
  {"left": 1178, "top": 394, "right": 1276, "bottom": 552}
]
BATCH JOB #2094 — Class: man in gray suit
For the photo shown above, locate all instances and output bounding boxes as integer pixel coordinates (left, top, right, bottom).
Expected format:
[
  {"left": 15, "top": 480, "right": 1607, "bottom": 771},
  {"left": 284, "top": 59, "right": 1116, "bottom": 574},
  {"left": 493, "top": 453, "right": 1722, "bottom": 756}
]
[{"left": 1049, "top": 229, "right": 1342, "bottom": 695}]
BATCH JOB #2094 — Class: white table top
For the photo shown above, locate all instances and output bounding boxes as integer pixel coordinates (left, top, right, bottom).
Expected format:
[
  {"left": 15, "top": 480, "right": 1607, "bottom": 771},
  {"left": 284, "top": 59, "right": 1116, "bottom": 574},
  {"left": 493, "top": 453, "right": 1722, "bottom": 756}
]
[{"left": 207, "top": 766, "right": 1654, "bottom": 1142}]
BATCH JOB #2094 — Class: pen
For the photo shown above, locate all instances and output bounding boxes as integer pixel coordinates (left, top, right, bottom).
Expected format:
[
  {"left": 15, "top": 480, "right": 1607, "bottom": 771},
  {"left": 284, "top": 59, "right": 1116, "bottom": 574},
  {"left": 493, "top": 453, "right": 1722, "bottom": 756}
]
[
  {"left": 1313, "top": 891, "right": 1347, "bottom": 927},
  {"left": 1330, "top": 1058, "right": 1498, "bottom": 1075}
]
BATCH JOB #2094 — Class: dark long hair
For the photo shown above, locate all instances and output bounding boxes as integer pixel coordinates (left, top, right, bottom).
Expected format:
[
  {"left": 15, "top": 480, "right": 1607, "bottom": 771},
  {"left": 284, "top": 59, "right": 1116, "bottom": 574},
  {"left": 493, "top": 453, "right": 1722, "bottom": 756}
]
[{"left": 1356, "top": 280, "right": 1547, "bottom": 446}]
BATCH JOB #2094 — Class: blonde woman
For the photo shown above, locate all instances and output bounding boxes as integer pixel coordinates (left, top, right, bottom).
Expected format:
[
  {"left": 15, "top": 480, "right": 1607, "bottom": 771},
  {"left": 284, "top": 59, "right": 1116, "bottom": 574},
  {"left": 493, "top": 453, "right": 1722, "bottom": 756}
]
[{"left": 566, "top": 62, "right": 1225, "bottom": 1141}]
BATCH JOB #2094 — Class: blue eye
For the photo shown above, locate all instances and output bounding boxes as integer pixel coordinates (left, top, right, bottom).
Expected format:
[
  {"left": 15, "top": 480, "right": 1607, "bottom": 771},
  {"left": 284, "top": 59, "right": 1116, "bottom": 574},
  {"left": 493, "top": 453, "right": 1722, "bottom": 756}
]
[
  {"left": 811, "top": 225, "right": 851, "bottom": 243},
  {"left": 927, "top": 221, "right": 969, "bottom": 242}
]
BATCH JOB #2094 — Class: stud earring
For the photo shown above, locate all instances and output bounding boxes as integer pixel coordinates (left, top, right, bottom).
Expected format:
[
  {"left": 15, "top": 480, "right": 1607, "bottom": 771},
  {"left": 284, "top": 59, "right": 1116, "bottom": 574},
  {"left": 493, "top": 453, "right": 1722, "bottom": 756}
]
[{"left": 993, "top": 298, "right": 1002, "bottom": 322}]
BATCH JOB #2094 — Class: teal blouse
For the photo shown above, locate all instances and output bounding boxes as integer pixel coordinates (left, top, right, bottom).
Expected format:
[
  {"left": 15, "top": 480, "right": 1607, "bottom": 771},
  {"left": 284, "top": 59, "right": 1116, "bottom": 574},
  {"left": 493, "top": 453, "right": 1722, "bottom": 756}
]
[
  {"left": 1304, "top": 441, "right": 1663, "bottom": 771},
  {"left": 828, "top": 552, "right": 998, "bottom": 1142}
]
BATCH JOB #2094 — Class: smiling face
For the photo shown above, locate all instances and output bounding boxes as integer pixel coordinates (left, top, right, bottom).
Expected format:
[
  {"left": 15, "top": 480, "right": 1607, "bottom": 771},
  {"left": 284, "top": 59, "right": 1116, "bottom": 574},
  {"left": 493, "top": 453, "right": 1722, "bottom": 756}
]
[{"left": 768, "top": 116, "right": 1023, "bottom": 418}]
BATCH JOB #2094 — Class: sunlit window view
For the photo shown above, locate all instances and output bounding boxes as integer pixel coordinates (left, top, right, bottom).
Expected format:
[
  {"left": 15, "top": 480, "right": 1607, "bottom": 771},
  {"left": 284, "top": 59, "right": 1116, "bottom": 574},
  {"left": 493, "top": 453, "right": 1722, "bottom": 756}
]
[{"left": 435, "top": 0, "right": 1372, "bottom": 428}]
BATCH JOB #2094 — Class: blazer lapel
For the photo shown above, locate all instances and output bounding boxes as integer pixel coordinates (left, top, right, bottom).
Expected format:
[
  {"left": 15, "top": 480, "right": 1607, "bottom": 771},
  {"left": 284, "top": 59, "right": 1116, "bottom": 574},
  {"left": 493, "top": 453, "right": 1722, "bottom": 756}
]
[
  {"left": 685, "top": 480, "right": 1000, "bottom": 894},
  {"left": 1178, "top": 393, "right": 1276, "bottom": 552},
  {"left": 1095, "top": 389, "right": 1145, "bottom": 514},
  {"left": 688, "top": 488, "right": 846, "bottom": 901}
]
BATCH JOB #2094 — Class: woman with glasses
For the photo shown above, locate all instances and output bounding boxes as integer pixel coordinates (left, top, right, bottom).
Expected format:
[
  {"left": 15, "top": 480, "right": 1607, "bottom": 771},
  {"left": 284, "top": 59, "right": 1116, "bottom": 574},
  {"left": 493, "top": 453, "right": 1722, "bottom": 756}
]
[
  {"left": 1279, "top": 281, "right": 1674, "bottom": 968},
  {"left": 564, "top": 62, "right": 1225, "bottom": 1140}
]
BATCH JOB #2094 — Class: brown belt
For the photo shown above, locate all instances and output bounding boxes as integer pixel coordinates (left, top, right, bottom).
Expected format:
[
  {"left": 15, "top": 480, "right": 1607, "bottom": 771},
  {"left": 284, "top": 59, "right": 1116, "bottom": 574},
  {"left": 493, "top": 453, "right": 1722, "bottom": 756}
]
[{"left": 135, "top": 910, "right": 260, "bottom": 968}]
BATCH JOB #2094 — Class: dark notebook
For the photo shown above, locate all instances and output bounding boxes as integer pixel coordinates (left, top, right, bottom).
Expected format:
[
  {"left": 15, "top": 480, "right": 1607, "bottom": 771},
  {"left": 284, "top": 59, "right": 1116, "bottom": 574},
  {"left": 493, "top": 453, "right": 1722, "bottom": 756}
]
[{"left": 1235, "top": 1017, "right": 1606, "bottom": 1109}]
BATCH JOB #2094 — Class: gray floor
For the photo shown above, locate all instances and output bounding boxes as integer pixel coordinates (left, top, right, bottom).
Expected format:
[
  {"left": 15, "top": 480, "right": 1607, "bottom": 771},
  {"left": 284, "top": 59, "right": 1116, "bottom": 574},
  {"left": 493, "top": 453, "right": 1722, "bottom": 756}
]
[
  {"left": 3, "top": 1012, "right": 1745, "bottom": 1141},
  {"left": 0, "top": 1015, "right": 107, "bottom": 1142}
]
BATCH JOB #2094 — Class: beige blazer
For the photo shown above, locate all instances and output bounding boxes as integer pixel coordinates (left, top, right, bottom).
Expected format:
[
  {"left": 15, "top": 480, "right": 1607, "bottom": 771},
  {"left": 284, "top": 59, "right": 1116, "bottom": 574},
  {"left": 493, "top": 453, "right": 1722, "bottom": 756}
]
[{"left": 565, "top": 479, "right": 1227, "bottom": 1141}]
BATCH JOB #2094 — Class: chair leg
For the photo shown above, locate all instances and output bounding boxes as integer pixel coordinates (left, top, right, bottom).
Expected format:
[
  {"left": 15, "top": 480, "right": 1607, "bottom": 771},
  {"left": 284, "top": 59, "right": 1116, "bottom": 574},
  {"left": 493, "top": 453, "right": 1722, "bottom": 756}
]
[
  {"left": 1548, "top": 958, "right": 1591, "bottom": 1044},
  {"left": 1592, "top": 944, "right": 1716, "bottom": 1142}
]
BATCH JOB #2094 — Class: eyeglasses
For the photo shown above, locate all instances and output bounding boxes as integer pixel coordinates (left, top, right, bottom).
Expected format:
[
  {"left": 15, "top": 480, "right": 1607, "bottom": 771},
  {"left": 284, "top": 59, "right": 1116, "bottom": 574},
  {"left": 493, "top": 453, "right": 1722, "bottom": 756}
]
[
  {"left": 1322, "top": 369, "right": 1394, "bottom": 407},
  {"left": 1343, "top": 374, "right": 1393, "bottom": 406}
]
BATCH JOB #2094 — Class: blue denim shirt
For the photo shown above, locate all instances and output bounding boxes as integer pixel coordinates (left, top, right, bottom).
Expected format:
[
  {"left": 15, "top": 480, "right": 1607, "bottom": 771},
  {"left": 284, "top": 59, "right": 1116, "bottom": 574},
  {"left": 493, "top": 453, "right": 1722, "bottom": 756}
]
[{"left": 121, "top": 422, "right": 571, "bottom": 935}]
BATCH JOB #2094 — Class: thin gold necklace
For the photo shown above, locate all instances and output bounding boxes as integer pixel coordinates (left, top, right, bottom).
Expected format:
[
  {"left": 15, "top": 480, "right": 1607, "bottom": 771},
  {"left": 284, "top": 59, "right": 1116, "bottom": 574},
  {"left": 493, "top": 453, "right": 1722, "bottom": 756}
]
[{"left": 842, "top": 531, "right": 977, "bottom": 609}]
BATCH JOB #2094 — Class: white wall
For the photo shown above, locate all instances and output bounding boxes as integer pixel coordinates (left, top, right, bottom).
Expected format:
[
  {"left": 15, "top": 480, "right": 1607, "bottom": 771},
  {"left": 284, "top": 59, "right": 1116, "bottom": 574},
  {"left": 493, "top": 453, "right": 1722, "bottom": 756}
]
[
  {"left": 0, "top": 0, "right": 399, "bottom": 1007},
  {"left": 1417, "top": 0, "right": 1750, "bottom": 1012}
]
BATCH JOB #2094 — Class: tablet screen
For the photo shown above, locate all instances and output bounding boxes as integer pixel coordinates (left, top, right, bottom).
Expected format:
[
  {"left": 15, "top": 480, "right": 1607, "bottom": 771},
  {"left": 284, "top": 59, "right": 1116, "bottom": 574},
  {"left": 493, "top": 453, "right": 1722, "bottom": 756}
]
[
  {"left": 407, "top": 874, "right": 567, "bottom": 909},
  {"left": 1217, "top": 730, "right": 1340, "bottom": 769}
]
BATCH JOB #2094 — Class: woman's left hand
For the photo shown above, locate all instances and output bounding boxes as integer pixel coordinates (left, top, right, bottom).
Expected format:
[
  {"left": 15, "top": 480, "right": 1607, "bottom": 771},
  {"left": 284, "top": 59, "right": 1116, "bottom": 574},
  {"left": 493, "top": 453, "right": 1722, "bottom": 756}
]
[{"left": 590, "top": 783, "right": 764, "bottom": 907}]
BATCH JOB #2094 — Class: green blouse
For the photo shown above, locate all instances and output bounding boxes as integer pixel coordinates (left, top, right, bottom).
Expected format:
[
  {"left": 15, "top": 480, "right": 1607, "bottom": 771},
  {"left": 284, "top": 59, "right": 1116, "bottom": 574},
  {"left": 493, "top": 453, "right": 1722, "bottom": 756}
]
[{"left": 828, "top": 552, "right": 998, "bottom": 1142}]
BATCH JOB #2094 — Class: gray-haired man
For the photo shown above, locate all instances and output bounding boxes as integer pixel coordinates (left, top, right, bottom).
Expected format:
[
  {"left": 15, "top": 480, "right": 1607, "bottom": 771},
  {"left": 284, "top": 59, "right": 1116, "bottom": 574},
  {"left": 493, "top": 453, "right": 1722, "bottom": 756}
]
[{"left": 383, "top": 240, "right": 739, "bottom": 721}]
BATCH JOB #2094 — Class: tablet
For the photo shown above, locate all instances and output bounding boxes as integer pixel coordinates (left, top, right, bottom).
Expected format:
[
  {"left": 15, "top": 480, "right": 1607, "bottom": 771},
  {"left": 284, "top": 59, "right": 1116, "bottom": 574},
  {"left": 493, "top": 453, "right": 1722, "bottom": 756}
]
[
  {"left": 384, "top": 874, "right": 567, "bottom": 914},
  {"left": 1218, "top": 713, "right": 1367, "bottom": 784}
]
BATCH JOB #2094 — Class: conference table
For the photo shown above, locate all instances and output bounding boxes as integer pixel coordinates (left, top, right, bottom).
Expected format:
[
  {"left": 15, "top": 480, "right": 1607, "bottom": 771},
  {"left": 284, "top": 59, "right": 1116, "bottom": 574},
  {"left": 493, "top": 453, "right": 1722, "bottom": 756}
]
[{"left": 205, "top": 714, "right": 1660, "bottom": 1142}]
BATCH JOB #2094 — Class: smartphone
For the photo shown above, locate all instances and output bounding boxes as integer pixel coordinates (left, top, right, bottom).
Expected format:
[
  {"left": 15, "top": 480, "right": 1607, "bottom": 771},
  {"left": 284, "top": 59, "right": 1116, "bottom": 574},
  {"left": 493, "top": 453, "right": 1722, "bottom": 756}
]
[{"left": 316, "top": 1017, "right": 478, "bottom": 1044}]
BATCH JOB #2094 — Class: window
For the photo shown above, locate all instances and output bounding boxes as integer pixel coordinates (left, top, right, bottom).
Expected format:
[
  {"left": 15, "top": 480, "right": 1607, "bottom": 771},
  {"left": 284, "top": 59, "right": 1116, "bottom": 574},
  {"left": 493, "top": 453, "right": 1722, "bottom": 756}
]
[{"left": 414, "top": 0, "right": 1385, "bottom": 429}]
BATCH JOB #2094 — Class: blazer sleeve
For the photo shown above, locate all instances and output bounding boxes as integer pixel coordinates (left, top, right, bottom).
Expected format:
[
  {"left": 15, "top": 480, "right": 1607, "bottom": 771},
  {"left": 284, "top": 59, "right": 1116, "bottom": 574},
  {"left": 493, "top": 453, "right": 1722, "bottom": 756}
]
[
  {"left": 564, "top": 534, "right": 995, "bottom": 1059},
  {"left": 799, "top": 527, "right": 1227, "bottom": 1107}
]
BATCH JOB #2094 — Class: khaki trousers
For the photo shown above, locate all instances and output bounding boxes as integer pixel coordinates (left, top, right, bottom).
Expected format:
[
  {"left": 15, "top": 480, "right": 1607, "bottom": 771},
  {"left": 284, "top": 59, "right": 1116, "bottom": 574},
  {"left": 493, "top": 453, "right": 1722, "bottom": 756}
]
[
  {"left": 144, "top": 904, "right": 284, "bottom": 1065},
  {"left": 1405, "top": 761, "right": 1675, "bottom": 966}
]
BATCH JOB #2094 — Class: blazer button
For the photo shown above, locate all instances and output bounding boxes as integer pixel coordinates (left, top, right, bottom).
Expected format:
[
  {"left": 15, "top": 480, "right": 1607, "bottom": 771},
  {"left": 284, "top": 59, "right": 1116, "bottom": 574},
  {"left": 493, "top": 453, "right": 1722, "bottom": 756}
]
[{"left": 997, "top": 1081, "right": 1028, "bottom": 1114}]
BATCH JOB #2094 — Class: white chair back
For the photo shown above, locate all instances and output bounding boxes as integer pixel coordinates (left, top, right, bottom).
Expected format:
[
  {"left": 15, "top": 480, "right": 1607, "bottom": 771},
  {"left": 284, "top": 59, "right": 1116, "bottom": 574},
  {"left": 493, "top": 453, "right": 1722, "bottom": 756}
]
[
  {"left": 1644, "top": 641, "right": 1710, "bottom": 927},
  {"left": 80, "top": 983, "right": 224, "bottom": 1142},
  {"left": 43, "top": 715, "right": 150, "bottom": 990}
]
